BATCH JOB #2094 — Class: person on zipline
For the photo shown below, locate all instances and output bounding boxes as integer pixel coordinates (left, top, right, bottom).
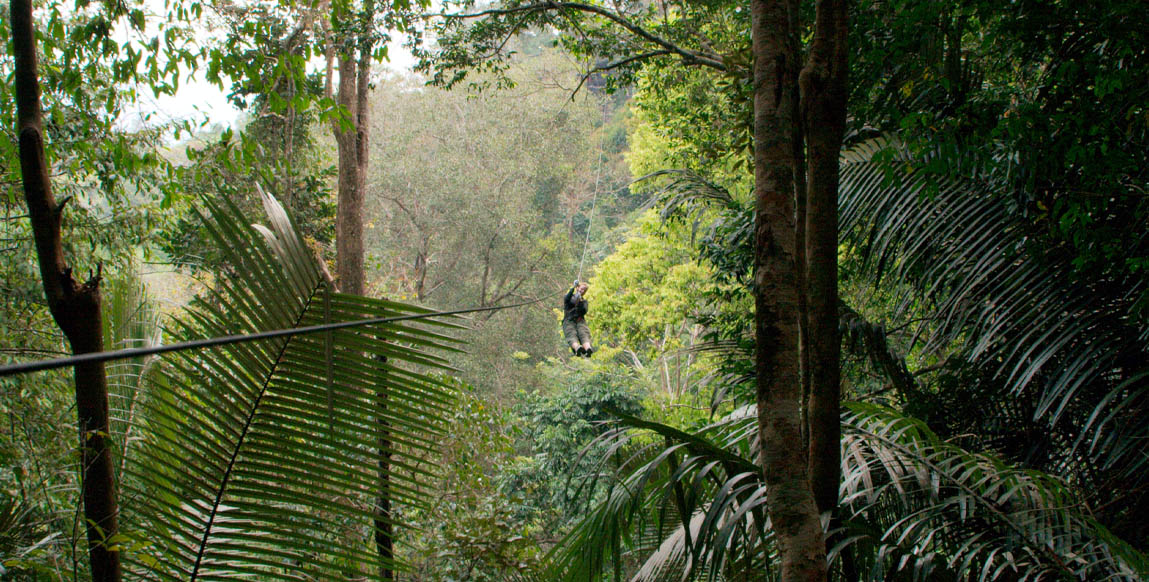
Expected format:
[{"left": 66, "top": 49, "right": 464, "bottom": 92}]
[{"left": 563, "top": 281, "right": 594, "bottom": 357}]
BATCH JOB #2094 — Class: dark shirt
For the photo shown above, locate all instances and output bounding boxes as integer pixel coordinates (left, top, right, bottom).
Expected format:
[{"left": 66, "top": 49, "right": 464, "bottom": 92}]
[{"left": 563, "top": 287, "right": 588, "bottom": 322}]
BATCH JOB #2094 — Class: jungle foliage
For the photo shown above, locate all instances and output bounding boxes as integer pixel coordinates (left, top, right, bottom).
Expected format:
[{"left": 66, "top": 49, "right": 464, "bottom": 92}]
[{"left": 1, "top": 0, "right": 1147, "bottom": 579}]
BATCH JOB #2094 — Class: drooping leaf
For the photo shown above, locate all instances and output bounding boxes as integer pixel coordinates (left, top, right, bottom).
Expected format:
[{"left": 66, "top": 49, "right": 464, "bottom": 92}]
[{"left": 839, "top": 136, "right": 1149, "bottom": 496}]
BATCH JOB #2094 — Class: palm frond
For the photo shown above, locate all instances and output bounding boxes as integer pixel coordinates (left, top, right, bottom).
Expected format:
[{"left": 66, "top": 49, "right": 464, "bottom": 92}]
[
  {"left": 640, "top": 169, "right": 754, "bottom": 284},
  {"left": 120, "top": 190, "right": 463, "bottom": 580},
  {"left": 548, "top": 408, "right": 768, "bottom": 582},
  {"left": 840, "top": 402, "right": 1148, "bottom": 582},
  {"left": 550, "top": 404, "right": 1147, "bottom": 582},
  {"left": 839, "top": 136, "right": 1149, "bottom": 485}
]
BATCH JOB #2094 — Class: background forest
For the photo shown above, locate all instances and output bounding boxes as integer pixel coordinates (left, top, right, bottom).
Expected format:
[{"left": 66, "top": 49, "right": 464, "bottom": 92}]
[{"left": 1, "top": 0, "right": 1147, "bottom": 580}]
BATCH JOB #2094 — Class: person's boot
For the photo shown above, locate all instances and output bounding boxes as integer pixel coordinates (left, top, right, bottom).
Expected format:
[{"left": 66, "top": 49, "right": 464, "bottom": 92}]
[
  {"left": 571, "top": 345, "right": 581, "bottom": 356},
  {"left": 583, "top": 346, "right": 594, "bottom": 357}
]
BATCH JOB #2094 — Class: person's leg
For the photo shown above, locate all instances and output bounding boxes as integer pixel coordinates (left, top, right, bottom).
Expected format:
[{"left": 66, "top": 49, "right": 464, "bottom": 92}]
[
  {"left": 576, "top": 320, "right": 593, "bottom": 356},
  {"left": 563, "top": 319, "right": 581, "bottom": 354}
]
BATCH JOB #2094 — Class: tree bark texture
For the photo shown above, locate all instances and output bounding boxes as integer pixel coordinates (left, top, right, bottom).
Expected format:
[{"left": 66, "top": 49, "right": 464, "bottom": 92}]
[
  {"left": 331, "top": 0, "right": 375, "bottom": 298},
  {"left": 800, "top": 0, "right": 848, "bottom": 517},
  {"left": 750, "top": 0, "right": 828, "bottom": 579},
  {"left": 10, "top": 1, "right": 122, "bottom": 580},
  {"left": 333, "top": 47, "right": 367, "bottom": 296}
]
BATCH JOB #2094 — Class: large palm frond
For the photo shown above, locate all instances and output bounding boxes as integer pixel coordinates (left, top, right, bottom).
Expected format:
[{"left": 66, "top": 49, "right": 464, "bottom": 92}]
[
  {"left": 839, "top": 402, "right": 1147, "bottom": 582},
  {"left": 119, "top": 190, "right": 463, "bottom": 580},
  {"left": 838, "top": 137, "right": 1148, "bottom": 487},
  {"left": 549, "top": 405, "right": 1147, "bottom": 582},
  {"left": 547, "top": 408, "right": 767, "bottom": 582}
]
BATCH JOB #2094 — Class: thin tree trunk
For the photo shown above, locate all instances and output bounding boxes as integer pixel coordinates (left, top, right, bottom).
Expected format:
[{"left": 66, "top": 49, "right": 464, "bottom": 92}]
[
  {"left": 349, "top": 7, "right": 373, "bottom": 296},
  {"left": 350, "top": 11, "right": 391, "bottom": 575},
  {"left": 749, "top": 0, "right": 827, "bottom": 579},
  {"left": 375, "top": 357, "right": 394, "bottom": 581},
  {"left": 332, "top": 4, "right": 391, "bottom": 573},
  {"left": 801, "top": 0, "right": 847, "bottom": 519},
  {"left": 11, "top": 2, "right": 121, "bottom": 580}
]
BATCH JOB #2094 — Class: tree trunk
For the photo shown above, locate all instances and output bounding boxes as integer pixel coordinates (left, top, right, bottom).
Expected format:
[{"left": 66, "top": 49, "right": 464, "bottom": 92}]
[
  {"left": 801, "top": 0, "right": 847, "bottom": 518},
  {"left": 350, "top": 13, "right": 373, "bottom": 295},
  {"left": 330, "top": 4, "right": 389, "bottom": 572},
  {"left": 333, "top": 47, "right": 366, "bottom": 296},
  {"left": 375, "top": 357, "right": 394, "bottom": 581},
  {"left": 11, "top": 2, "right": 121, "bottom": 580},
  {"left": 330, "top": 0, "right": 374, "bottom": 297},
  {"left": 749, "top": 0, "right": 828, "bottom": 579}
]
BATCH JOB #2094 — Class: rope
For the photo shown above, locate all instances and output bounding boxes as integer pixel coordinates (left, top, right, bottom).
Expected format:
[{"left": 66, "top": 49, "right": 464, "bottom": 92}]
[
  {"left": 0, "top": 291, "right": 563, "bottom": 378},
  {"left": 576, "top": 101, "right": 609, "bottom": 284}
]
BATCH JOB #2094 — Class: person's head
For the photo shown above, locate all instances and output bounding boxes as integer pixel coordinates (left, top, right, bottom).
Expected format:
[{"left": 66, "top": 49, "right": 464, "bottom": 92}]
[{"left": 577, "top": 282, "right": 589, "bottom": 295}]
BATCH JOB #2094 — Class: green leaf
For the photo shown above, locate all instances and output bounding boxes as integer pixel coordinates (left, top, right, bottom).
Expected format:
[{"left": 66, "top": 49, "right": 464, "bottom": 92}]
[{"left": 121, "top": 190, "right": 461, "bottom": 579}]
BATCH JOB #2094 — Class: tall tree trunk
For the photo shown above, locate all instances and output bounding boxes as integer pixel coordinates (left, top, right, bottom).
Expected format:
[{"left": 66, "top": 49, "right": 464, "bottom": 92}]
[
  {"left": 350, "top": 9, "right": 373, "bottom": 295},
  {"left": 330, "top": 0, "right": 374, "bottom": 297},
  {"left": 330, "top": 3, "right": 389, "bottom": 573},
  {"left": 801, "top": 0, "right": 848, "bottom": 518},
  {"left": 750, "top": 0, "right": 828, "bottom": 579},
  {"left": 333, "top": 47, "right": 366, "bottom": 295},
  {"left": 11, "top": 2, "right": 121, "bottom": 580},
  {"left": 790, "top": 0, "right": 810, "bottom": 450}
]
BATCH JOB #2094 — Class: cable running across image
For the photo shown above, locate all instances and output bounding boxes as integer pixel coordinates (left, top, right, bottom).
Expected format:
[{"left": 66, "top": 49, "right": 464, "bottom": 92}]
[
  {"left": 0, "top": 292, "right": 562, "bottom": 378},
  {"left": 576, "top": 99, "right": 609, "bottom": 284}
]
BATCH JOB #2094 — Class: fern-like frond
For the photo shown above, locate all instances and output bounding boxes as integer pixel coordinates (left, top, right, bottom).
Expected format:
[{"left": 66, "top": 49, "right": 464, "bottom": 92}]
[
  {"left": 102, "top": 268, "right": 163, "bottom": 478},
  {"left": 840, "top": 402, "right": 1148, "bottom": 582},
  {"left": 839, "top": 136, "right": 1149, "bottom": 486},
  {"left": 548, "top": 409, "right": 767, "bottom": 582},
  {"left": 550, "top": 405, "right": 1147, "bottom": 582},
  {"left": 121, "top": 190, "right": 462, "bottom": 580}
]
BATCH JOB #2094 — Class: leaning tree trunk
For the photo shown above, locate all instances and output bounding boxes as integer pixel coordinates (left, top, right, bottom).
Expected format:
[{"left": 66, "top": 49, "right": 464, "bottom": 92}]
[
  {"left": 749, "top": 0, "right": 828, "bottom": 580},
  {"left": 11, "top": 2, "right": 122, "bottom": 580}
]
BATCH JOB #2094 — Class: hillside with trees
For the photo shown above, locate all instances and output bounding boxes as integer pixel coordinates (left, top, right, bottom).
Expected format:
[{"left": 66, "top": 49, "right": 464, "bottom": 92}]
[{"left": 1, "top": 0, "right": 1146, "bottom": 580}]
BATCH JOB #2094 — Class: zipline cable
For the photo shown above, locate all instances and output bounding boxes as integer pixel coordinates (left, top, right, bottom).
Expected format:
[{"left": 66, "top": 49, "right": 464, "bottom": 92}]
[
  {"left": 0, "top": 291, "right": 563, "bottom": 378},
  {"left": 576, "top": 100, "right": 609, "bottom": 283}
]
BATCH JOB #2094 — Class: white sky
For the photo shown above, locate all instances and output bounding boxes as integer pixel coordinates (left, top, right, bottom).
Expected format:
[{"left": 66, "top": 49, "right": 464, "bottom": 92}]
[
  {"left": 119, "top": 44, "right": 416, "bottom": 132},
  {"left": 113, "top": 0, "right": 419, "bottom": 133}
]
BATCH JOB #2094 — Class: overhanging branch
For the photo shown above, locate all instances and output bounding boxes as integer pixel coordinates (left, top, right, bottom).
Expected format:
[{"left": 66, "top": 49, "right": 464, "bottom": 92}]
[{"left": 440, "top": 1, "right": 727, "bottom": 71}]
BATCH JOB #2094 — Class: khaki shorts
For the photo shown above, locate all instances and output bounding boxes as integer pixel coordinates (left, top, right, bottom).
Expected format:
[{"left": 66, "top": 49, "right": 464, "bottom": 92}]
[{"left": 562, "top": 318, "right": 591, "bottom": 346}]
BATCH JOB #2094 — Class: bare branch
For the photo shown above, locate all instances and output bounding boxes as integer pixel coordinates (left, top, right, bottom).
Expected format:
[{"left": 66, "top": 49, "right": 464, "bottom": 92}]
[
  {"left": 569, "top": 49, "right": 673, "bottom": 98},
  {"left": 440, "top": 1, "right": 727, "bottom": 71}
]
